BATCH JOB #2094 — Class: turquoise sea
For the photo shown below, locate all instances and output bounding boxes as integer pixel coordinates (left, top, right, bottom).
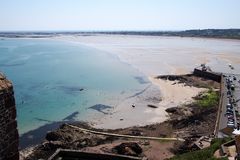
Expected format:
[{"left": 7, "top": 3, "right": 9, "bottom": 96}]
[{"left": 0, "top": 38, "right": 148, "bottom": 136}]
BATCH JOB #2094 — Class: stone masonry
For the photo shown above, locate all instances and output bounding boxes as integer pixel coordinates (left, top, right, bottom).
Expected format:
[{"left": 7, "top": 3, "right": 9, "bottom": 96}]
[{"left": 0, "top": 73, "right": 19, "bottom": 160}]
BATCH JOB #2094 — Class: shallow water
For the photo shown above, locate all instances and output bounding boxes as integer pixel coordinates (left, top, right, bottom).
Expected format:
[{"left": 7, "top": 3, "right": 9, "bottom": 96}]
[{"left": 0, "top": 38, "right": 148, "bottom": 134}]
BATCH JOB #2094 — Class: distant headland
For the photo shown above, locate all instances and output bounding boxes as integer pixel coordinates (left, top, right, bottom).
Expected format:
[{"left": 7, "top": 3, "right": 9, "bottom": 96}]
[{"left": 0, "top": 29, "right": 240, "bottom": 40}]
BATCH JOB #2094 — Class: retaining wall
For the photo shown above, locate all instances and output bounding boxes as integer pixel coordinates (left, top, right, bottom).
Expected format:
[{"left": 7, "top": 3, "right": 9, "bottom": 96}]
[{"left": 193, "top": 68, "right": 222, "bottom": 82}]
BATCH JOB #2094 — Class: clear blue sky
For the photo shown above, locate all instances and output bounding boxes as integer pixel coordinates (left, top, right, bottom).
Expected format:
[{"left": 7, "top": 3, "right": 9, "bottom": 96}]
[{"left": 0, "top": 0, "right": 240, "bottom": 31}]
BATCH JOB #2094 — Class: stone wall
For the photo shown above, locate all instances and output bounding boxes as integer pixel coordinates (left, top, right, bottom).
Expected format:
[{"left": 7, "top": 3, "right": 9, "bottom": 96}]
[
  {"left": 0, "top": 73, "right": 19, "bottom": 160},
  {"left": 193, "top": 68, "right": 222, "bottom": 82}
]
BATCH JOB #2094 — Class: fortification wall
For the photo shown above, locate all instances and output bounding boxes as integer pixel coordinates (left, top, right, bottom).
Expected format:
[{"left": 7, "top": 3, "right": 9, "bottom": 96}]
[
  {"left": 0, "top": 73, "right": 19, "bottom": 160},
  {"left": 193, "top": 68, "right": 222, "bottom": 82}
]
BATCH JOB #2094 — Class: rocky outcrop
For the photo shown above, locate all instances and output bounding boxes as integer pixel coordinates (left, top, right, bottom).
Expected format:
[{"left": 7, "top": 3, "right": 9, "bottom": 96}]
[
  {"left": 44, "top": 124, "right": 109, "bottom": 150},
  {"left": 156, "top": 74, "right": 220, "bottom": 88},
  {"left": 21, "top": 123, "right": 113, "bottom": 159},
  {"left": 113, "top": 142, "right": 143, "bottom": 157}
]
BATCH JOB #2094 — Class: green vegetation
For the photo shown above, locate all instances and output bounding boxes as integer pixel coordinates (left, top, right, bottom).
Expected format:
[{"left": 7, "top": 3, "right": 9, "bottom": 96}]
[
  {"left": 196, "top": 89, "right": 219, "bottom": 108},
  {"left": 170, "top": 138, "right": 231, "bottom": 160}
]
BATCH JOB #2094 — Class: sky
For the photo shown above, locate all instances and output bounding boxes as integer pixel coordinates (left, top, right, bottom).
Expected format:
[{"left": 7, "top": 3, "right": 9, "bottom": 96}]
[{"left": 0, "top": 0, "right": 240, "bottom": 31}]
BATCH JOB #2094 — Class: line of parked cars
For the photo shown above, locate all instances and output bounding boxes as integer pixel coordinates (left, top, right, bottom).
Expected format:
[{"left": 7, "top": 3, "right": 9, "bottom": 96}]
[{"left": 225, "top": 75, "right": 237, "bottom": 128}]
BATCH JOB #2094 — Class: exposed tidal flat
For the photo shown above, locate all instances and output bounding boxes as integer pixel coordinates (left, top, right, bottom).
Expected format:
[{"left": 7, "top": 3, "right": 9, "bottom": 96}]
[{"left": 55, "top": 34, "right": 240, "bottom": 75}]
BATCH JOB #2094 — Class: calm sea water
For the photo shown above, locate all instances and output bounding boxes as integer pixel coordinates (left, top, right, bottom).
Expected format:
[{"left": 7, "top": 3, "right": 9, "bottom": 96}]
[{"left": 0, "top": 38, "right": 147, "bottom": 134}]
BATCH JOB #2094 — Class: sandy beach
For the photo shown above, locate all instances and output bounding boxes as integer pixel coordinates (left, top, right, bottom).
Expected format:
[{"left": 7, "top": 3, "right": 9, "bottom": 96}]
[
  {"left": 92, "top": 77, "right": 206, "bottom": 129},
  {"left": 53, "top": 34, "right": 240, "bottom": 129}
]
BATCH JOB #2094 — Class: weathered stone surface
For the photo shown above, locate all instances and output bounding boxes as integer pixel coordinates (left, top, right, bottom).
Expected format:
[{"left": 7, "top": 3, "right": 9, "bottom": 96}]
[
  {"left": 44, "top": 124, "right": 108, "bottom": 150},
  {"left": 0, "top": 73, "right": 19, "bottom": 160},
  {"left": 45, "top": 131, "right": 62, "bottom": 141}
]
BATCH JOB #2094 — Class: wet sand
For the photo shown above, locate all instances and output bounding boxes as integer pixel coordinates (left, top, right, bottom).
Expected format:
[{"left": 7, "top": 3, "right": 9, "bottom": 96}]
[{"left": 55, "top": 34, "right": 240, "bottom": 76}]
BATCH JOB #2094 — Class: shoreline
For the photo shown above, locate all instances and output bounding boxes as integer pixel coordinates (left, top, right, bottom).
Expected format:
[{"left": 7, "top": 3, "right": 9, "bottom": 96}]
[{"left": 91, "top": 75, "right": 205, "bottom": 129}]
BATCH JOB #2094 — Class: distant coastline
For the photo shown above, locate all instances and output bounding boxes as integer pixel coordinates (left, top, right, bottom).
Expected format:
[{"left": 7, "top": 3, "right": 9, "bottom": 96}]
[{"left": 1, "top": 29, "right": 240, "bottom": 40}]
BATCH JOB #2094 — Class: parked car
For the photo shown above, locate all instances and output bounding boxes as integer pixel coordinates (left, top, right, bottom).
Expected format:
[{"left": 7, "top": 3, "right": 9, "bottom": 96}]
[
  {"left": 226, "top": 104, "right": 233, "bottom": 109},
  {"left": 226, "top": 110, "right": 234, "bottom": 113},
  {"left": 227, "top": 91, "right": 232, "bottom": 95},
  {"left": 227, "top": 115, "right": 234, "bottom": 119},
  {"left": 228, "top": 98, "right": 234, "bottom": 104},
  {"left": 226, "top": 114, "right": 233, "bottom": 117},
  {"left": 228, "top": 120, "right": 235, "bottom": 124},
  {"left": 227, "top": 84, "right": 230, "bottom": 90},
  {"left": 226, "top": 78, "right": 230, "bottom": 83},
  {"left": 227, "top": 123, "right": 235, "bottom": 127}
]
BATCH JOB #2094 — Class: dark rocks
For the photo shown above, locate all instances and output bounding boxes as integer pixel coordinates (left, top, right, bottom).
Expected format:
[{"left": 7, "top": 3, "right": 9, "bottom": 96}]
[
  {"left": 156, "top": 74, "right": 220, "bottom": 89},
  {"left": 166, "top": 106, "right": 194, "bottom": 117},
  {"left": 147, "top": 104, "right": 158, "bottom": 108},
  {"left": 41, "top": 141, "right": 65, "bottom": 150},
  {"left": 157, "top": 75, "right": 188, "bottom": 82},
  {"left": 165, "top": 107, "right": 178, "bottom": 113},
  {"left": 58, "top": 86, "right": 84, "bottom": 92},
  {"left": 113, "top": 142, "right": 143, "bottom": 156},
  {"left": 45, "top": 131, "right": 62, "bottom": 141},
  {"left": 44, "top": 124, "right": 108, "bottom": 150},
  {"left": 131, "top": 129, "right": 143, "bottom": 136},
  {"left": 75, "top": 138, "right": 91, "bottom": 148}
]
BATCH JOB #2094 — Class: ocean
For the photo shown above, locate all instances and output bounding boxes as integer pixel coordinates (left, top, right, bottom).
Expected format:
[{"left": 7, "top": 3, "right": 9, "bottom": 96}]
[{"left": 0, "top": 38, "right": 148, "bottom": 136}]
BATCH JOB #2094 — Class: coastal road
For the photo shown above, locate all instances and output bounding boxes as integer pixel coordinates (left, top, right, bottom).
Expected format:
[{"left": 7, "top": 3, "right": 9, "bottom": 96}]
[{"left": 217, "top": 74, "right": 240, "bottom": 137}]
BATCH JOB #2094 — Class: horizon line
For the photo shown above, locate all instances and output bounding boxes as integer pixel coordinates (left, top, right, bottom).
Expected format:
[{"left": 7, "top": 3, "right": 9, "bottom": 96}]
[{"left": 0, "top": 28, "right": 240, "bottom": 33}]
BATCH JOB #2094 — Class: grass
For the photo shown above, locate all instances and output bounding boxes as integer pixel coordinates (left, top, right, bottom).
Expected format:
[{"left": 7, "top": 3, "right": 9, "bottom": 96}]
[
  {"left": 169, "top": 138, "right": 231, "bottom": 160},
  {"left": 196, "top": 89, "right": 219, "bottom": 108}
]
